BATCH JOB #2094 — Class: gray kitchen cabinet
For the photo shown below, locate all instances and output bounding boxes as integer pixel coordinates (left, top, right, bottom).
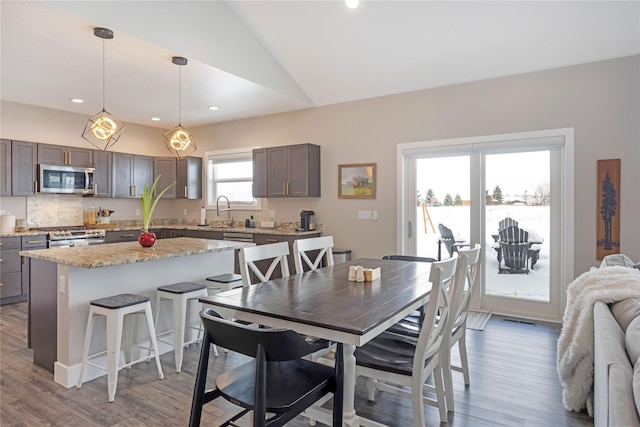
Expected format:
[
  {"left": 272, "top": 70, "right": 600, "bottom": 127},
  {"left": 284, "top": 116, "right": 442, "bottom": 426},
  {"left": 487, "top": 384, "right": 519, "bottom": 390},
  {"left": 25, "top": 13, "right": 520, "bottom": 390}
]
[
  {"left": 92, "top": 150, "right": 112, "bottom": 198},
  {"left": 164, "top": 229, "right": 185, "bottom": 238},
  {"left": 177, "top": 156, "right": 202, "bottom": 199},
  {"left": 153, "top": 157, "right": 177, "bottom": 199},
  {"left": 11, "top": 140, "right": 37, "bottom": 196},
  {"left": 0, "top": 139, "right": 11, "bottom": 196},
  {"left": 105, "top": 230, "right": 139, "bottom": 243},
  {"left": 0, "top": 235, "right": 44, "bottom": 305},
  {"left": 252, "top": 148, "right": 268, "bottom": 198},
  {"left": 255, "top": 143, "right": 320, "bottom": 198},
  {"left": 37, "top": 143, "right": 93, "bottom": 167},
  {"left": 112, "top": 153, "right": 153, "bottom": 198},
  {"left": 0, "top": 237, "right": 22, "bottom": 302},
  {"left": 21, "top": 237, "right": 47, "bottom": 300},
  {"left": 184, "top": 230, "right": 224, "bottom": 239}
]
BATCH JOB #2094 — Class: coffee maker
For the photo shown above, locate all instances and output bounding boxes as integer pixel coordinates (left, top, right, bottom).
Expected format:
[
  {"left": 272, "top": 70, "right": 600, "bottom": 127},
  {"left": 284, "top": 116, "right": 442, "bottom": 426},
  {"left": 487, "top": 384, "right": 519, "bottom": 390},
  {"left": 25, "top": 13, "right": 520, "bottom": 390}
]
[{"left": 300, "top": 210, "right": 316, "bottom": 231}]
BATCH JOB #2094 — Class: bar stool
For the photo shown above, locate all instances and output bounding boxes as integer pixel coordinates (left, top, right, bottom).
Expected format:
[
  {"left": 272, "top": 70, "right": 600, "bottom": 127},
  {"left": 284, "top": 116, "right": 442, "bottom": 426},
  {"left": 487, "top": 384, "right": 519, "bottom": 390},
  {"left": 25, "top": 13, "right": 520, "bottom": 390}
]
[
  {"left": 153, "top": 282, "right": 211, "bottom": 372},
  {"left": 77, "top": 293, "right": 164, "bottom": 402},
  {"left": 205, "top": 273, "right": 243, "bottom": 293}
]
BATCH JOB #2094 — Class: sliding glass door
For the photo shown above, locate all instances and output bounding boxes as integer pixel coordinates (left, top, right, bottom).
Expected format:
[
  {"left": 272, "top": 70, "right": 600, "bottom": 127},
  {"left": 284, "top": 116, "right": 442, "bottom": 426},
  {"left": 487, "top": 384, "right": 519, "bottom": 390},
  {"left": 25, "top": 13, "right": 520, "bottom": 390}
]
[{"left": 398, "top": 129, "right": 573, "bottom": 321}]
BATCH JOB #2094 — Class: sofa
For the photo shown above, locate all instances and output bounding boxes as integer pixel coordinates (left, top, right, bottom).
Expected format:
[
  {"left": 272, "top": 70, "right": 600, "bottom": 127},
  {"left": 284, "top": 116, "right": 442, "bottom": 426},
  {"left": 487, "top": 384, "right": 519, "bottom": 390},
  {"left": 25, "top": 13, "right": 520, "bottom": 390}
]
[{"left": 594, "top": 297, "right": 640, "bottom": 426}]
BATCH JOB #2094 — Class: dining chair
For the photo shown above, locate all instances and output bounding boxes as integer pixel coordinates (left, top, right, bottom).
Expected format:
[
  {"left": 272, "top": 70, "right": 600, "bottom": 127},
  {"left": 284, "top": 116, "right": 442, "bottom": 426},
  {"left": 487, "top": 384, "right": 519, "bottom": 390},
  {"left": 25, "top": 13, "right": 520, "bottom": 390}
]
[
  {"left": 239, "top": 241, "right": 290, "bottom": 286},
  {"left": 441, "top": 244, "right": 482, "bottom": 413},
  {"left": 240, "top": 241, "right": 331, "bottom": 356},
  {"left": 188, "top": 309, "right": 344, "bottom": 427},
  {"left": 292, "top": 236, "right": 334, "bottom": 274},
  {"left": 354, "top": 255, "right": 462, "bottom": 425},
  {"left": 438, "top": 224, "right": 469, "bottom": 260}
]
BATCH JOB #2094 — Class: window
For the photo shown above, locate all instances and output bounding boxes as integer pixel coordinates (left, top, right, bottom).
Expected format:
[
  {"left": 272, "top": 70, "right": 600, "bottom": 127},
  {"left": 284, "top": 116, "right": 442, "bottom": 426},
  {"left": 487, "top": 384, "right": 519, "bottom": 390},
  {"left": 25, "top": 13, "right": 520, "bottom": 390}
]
[{"left": 205, "top": 148, "right": 261, "bottom": 210}]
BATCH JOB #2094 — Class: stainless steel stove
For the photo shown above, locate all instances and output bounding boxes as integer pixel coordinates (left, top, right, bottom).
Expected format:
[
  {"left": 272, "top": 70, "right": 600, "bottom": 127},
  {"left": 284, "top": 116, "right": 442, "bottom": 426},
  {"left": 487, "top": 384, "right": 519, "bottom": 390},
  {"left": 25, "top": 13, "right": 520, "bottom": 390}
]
[{"left": 39, "top": 227, "right": 106, "bottom": 248}]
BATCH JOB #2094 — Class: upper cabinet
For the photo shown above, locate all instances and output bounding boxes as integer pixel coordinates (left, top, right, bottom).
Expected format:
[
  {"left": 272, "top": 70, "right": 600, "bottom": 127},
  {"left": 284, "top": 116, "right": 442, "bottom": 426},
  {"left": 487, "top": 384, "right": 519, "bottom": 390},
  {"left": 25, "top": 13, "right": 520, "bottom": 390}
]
[
  {"left": 37, "top": 143, "right": 93, "bottom": 167},
  {"left": 11, "top": 140, "right": 37, "bottom": 196},
  {"left": 112, "top": 153, "right": 153, "bottom": 198},
  {"left": 177, "top": 157, "right": 202, "bottom": 199},
  {"left": 92, "top": 150, "right": 112, "bottom": 198},
  {"left": 153, "top": 157, "right": 177, "bottom": 199},
  {"left": 253, "top": 143, "right": 320, "bottom": 198},
  {"left": 0, "top": 139, "right": 11, "bottom": 196}
]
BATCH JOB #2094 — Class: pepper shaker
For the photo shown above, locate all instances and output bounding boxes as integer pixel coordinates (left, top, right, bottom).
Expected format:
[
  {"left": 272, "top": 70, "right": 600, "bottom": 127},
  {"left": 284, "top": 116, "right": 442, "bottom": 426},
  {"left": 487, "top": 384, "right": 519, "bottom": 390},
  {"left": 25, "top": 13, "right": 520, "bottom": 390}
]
[
  {"left": 356, "top": 265, "right": 365, "bottom": 282},
  {"left": 348, "top": 265, "right": 357, "bottom": 281}
]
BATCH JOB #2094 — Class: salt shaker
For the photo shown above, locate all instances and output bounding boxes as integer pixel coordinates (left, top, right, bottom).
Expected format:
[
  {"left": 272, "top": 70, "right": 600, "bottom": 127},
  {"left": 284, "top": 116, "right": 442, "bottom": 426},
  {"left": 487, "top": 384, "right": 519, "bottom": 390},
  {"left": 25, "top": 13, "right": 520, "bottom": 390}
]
[
  {"left": 356, "top": 265, "right": 365, "bottom": 282},
  {"left": 348, "top": 265, "right": 357, "bottom": 281}
]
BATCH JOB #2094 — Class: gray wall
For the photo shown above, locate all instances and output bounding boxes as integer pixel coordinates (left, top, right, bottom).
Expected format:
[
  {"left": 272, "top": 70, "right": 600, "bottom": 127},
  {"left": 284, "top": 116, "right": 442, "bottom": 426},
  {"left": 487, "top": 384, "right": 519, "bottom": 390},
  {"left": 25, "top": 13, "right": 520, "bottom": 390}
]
[{"left": 2, "top": 55, "right": 639, "bottom": 277}]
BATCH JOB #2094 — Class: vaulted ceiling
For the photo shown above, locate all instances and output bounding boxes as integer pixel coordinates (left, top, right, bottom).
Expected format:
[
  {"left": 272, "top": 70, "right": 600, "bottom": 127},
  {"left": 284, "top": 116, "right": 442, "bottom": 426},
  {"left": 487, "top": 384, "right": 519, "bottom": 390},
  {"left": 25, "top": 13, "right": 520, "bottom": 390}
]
[{"left": 1, "top": 1, "right": 638, "bottom": 129}]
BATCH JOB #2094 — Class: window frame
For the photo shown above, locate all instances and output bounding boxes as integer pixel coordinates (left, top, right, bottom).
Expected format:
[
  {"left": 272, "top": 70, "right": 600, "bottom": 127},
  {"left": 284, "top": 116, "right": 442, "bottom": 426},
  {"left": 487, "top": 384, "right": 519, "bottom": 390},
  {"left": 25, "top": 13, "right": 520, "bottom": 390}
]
[{"left": 204, "top": 147, "right": 261, "bottom": 211}]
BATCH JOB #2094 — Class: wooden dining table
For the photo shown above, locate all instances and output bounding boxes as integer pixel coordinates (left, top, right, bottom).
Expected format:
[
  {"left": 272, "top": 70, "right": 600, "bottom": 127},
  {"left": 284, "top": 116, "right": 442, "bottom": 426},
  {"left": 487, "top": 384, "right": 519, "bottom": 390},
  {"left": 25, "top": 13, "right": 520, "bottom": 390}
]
[{"left": 199, "top": 257, "right": 434, "bottom": 427}]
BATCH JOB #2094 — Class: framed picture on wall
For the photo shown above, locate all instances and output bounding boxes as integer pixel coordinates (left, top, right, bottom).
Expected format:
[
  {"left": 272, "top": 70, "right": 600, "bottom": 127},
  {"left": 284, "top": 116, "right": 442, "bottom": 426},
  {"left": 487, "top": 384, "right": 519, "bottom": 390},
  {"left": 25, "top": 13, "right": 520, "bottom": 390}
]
[
  {"left": 596, "top": 159, "right": 620, "bottom": 260},
  {"left": 338, "top": 163, "right": 376, "bottom": 199}
]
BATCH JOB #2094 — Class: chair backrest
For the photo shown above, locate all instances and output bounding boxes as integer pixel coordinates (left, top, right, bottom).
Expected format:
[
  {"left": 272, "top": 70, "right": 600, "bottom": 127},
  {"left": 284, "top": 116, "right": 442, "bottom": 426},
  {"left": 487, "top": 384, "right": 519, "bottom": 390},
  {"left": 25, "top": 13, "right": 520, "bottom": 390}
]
[
  {"left": 438, "top": 224, "right": 456, "bottom": 257},
  {"left": 451, "top": 244, "right": 482, "bottom": 329},
  {"left": 238, "top": 242, "right": 290, "bottom": 286},
  {"left": 382, "top": 255, "right": 436, "bottom": 262},
  {"left": 498, "top": 217, "right": 519, "bottom": 231},
  {"left": 413, "top": 256, "right": 458, "bottom": 373},
  {"left": 501, "top": 241, "right": 530, "bottom": 270},
  {"left": 292, "top": 236, "right": 334, "bottom": 274},
  {"left": 498, "top": 225, "right": 528, "bottom": 243},
  {"left": 199, "top": 308, "right": 329, "bottom": 361}
]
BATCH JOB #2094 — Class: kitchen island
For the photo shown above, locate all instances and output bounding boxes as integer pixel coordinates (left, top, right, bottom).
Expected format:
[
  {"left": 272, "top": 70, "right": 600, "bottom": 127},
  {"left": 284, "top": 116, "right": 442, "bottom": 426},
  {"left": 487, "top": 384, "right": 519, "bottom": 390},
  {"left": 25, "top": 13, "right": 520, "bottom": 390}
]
[{"left": 21, "top": 237, "right": 254, "bottom": 388}]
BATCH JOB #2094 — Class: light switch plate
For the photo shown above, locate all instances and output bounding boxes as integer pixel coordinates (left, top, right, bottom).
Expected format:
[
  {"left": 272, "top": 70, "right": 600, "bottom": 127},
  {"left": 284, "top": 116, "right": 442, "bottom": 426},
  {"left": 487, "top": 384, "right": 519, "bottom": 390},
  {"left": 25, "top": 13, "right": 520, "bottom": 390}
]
[
  {"left": 358, "top": 210, "right": 372, "bottom": 220},
  {"left": 260, "top": 221, "right": 275, "bottom": 229}
]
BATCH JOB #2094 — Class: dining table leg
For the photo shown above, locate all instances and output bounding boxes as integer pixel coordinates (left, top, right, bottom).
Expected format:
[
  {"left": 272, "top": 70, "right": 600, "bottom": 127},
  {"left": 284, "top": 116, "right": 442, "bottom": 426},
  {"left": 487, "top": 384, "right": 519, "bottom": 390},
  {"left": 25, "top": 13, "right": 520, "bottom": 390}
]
[{"left": 343, "top": 343, "right": 359, "bottom": 426}]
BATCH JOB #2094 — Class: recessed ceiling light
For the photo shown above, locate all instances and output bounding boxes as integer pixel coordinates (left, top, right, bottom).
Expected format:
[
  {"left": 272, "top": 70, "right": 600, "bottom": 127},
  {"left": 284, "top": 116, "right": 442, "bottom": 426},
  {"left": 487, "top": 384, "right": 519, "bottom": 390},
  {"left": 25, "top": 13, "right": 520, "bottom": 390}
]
[
  {"left": 70, "top": 98, "right": 84, "bottom": 103},
  {"left": 346, "top": 0, "right": 359, "bottom": 9},
  {"left": 151, "top": 117, "right": 161, "bottom": 121},
  {"left": 208, "top": 106, "right": 220, "bottom": 111}
]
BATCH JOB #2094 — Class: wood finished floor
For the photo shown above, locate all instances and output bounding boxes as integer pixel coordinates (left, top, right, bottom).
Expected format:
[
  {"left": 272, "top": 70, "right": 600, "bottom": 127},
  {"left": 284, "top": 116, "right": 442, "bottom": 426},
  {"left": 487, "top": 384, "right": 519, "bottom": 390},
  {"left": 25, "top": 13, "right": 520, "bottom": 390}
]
[{"left": 1, "top": 302, "right": 593, "bottom": 426}]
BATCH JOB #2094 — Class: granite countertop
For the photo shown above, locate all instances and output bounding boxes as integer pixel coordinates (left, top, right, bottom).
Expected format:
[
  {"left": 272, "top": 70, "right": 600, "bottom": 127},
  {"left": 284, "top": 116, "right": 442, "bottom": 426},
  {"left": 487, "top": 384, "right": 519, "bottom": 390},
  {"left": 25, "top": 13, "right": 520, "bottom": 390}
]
[
  {"left": 20, "top": 237, "right": 254, "bottom": 269},
  {"left": 0, "top": 230, "right": 49, "bottom": 238}
]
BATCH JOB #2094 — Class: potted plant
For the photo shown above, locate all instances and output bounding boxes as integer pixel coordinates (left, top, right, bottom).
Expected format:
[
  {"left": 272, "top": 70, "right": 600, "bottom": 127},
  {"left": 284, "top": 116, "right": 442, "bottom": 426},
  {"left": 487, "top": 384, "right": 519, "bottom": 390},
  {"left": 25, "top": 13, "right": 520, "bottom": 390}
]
[{"left": 139, "top": 175, "right": 175, "bottom": 247}]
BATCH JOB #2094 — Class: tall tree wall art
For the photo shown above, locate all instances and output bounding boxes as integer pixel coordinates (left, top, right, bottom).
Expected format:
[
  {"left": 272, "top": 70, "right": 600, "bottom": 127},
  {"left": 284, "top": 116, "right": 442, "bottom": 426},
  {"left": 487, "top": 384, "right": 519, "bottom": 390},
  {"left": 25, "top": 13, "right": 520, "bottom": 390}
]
[{"left": 596, "top": 159, "right": 621, "bottom": 260}]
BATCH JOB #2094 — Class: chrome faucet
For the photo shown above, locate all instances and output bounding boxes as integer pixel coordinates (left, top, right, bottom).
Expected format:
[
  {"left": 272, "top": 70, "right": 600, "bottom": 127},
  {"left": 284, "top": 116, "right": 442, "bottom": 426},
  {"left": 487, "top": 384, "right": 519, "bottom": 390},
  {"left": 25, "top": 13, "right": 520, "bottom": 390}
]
[{"left": 216, "top": 195, "right": 233, "bottom": 225}]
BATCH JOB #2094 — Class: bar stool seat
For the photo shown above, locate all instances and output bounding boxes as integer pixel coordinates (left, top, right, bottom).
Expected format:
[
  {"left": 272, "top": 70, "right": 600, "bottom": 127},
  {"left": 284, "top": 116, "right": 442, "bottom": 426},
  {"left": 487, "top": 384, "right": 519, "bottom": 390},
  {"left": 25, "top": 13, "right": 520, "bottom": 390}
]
[
  {"left": 77, "top": 293, "right": 164, "bottom": 402},
  {"left": 205, "top": 273, "right": 243, "bottom": 292},
  {"left": 153, "top": 282, "right": 211, "bottom": 372}
]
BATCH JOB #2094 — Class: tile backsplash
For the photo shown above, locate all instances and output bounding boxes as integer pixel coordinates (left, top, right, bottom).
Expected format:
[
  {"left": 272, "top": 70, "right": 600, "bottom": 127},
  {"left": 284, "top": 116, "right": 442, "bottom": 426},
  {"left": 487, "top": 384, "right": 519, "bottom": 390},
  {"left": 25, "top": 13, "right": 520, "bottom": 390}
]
[{"left": 27, "top": 194, "right": 83, "bottom": 227}]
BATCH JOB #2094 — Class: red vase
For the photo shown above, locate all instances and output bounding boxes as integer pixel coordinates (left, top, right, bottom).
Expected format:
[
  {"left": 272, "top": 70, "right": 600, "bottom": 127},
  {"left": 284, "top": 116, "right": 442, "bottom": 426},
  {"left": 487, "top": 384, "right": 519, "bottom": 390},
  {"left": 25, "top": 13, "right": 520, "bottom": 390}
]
[{"left": 138, "top": 232, "right": 156, "bottom": 248}]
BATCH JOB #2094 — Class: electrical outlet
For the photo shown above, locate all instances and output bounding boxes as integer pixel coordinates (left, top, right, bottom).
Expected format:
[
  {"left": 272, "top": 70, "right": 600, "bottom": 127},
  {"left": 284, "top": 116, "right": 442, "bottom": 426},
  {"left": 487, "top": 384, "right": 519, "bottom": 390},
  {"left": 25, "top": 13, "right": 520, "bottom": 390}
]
[
  {"left": 372, "top": 210, "right": 378, "bottom": 220},
  {"left": 136, "top": 209, "right": 141, "bottom": 216},
  {"left": 269, "top": 210, "right": 276, "bottom": 219},
  {"left": 183, "top": 209, "right": 188, "bottom": 216},
  {"left": 358, "top": 210, "right": 372, "bottom": 220},
  {"left": 58, "top": 275, "right": 66, "bottom": 294}
]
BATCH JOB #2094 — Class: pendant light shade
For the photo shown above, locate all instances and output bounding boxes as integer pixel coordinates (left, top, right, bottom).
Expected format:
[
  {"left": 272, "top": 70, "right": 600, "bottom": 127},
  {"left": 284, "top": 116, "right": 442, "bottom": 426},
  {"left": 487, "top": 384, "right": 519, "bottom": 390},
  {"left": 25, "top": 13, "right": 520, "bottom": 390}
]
[
  {"left": 164, "top": 56, "right": 196, "bottom": 159},
  {"left": 82, "top": 28, "right": 126, "bottom": 151}
]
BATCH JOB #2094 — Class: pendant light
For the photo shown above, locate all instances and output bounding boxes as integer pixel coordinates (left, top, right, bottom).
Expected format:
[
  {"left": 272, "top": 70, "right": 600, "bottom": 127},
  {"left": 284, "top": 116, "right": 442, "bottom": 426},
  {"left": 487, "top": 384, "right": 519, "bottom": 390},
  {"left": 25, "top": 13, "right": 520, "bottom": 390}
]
[
  {"left": 163, "top": 56, "right": 196, "bottom": 159},
  {"left": 82, "top": 27, "right": 126, "bottom": 151}
]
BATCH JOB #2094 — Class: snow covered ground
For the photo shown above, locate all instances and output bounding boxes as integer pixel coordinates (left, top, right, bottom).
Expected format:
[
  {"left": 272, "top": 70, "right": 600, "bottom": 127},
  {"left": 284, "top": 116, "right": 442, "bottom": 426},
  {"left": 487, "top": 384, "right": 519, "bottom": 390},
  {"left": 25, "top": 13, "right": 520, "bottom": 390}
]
[{"left": 416, "top": 205, "right": 551, "bottom": 302}]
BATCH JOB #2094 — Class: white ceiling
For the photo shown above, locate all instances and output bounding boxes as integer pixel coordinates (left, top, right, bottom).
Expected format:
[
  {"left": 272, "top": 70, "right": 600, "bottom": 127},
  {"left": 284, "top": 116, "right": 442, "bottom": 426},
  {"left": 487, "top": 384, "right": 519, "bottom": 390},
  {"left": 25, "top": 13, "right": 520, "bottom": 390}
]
[{"left": 1, "top": 1, "right": 639, "bottom": 130}]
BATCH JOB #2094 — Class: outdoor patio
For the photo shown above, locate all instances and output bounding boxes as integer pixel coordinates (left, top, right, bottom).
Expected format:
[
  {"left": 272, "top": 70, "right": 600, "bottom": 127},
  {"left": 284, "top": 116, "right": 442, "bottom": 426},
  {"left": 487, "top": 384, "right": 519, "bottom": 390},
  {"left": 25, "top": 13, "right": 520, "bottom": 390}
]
[{"left": 417, "top": 205, "right": 551, "bottom": 302}]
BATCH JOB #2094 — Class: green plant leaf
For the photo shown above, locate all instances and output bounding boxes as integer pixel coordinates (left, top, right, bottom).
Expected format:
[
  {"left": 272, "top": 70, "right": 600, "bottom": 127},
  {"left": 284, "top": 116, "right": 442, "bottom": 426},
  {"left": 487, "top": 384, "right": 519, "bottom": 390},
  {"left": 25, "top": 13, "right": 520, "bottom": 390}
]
[{"left": 141, "top": 175, "right": 175, "bottom": 232}]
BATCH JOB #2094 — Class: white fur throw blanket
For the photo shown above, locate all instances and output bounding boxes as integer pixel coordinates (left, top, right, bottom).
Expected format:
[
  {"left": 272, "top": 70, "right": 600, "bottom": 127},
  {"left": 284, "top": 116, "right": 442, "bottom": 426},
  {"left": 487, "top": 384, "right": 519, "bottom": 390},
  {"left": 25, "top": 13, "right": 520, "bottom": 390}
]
[{"left": 557, "top": 266, "right": 640, "bottom": 416}]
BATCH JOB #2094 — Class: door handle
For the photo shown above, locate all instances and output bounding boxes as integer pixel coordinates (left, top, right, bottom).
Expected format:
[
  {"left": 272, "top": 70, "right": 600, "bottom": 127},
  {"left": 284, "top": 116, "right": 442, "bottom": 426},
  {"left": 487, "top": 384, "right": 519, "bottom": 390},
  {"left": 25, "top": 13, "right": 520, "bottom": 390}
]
[
  {"left": 184, "top": 186, "right": 188, "bottom": 198},
  {"left": 408, "top": 221, "right": 414, "bottom": 238}
]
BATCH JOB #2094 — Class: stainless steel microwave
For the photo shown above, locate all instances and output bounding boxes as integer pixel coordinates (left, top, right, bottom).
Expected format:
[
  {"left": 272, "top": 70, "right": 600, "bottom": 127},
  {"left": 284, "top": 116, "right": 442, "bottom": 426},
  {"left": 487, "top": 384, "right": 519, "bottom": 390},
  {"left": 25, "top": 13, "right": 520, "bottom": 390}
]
[{"left": 39, "top": 164, "right": 95, "bottom": 195}]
